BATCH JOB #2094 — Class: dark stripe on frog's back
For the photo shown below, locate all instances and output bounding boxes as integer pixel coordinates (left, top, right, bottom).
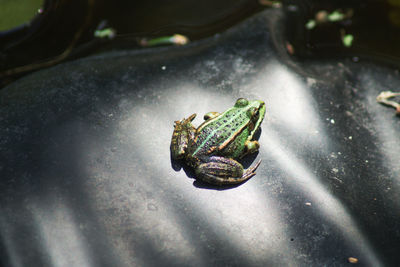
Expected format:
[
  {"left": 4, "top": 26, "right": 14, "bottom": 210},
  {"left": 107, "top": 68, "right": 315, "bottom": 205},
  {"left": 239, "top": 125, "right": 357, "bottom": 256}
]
[
  {"left": 220, "top": 127, "right": 250, "bottom": 158},
  {"left": 192, "top": 107, "right": 249, "bottom": 156}
]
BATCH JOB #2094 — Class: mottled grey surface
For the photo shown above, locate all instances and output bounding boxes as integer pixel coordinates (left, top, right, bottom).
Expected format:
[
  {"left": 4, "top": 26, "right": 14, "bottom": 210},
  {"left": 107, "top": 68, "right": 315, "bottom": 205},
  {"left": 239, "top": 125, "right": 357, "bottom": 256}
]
[{"left": 1, "top": 9, "right": 400, "bottom": 267}]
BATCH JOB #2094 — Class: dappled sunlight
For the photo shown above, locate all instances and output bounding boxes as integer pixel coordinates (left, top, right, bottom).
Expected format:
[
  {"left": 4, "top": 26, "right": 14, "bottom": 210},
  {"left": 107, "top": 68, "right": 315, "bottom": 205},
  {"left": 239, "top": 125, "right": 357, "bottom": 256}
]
[
  {"left": 31, "top": 200, "right": 92, "bottom": 267},
  {"left": 180, "top": 185, "right": 293, "bottom": 265},
  {"left": 1, "top": 4, "right": 397, "bottom": 265},
  {"left": 80, "top": 83, "right": 291, "bottom": 265},
  {"left": 251, "top": 61, "right": 326, "bottom": 145},
  {"left": 261, "top": 129, "right": 381, "bottom": 266},
  {"left": 117, "top": 82, "right": 265, "bottom": 168},
  {"left": 83, "top": 162, "right": 200, "bottom": 264},
  {"left": 91, "top": 179, "right": 201, "bottom": 266},
  {"left": 81, "top": 58, "right": 383, "bottom": 265},
  {"left": 0, "top": 199, "right": 93, "bottom": 267},
  {"left": 82, "top": 60, "right": 376, "bottom": 265},
  {"left": 0, "top": 216, "right": 22, "bottom": 267}
]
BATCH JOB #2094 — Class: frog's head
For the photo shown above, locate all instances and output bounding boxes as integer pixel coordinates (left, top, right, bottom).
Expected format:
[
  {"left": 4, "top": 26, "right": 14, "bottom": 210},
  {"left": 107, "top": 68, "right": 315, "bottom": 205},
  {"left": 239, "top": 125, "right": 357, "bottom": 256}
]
[
  {"left": 234, "top": 98, "right": 266, "bottom": 133},
  {"left": 234, "top": 98, "right": 265, "bottom": 121}
]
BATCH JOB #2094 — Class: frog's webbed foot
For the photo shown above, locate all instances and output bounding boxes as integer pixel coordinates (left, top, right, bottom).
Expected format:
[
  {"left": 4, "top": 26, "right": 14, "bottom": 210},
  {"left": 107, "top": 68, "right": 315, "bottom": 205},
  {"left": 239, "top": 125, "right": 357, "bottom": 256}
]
[
  {"left": 170, "top": 114, "right": 196, "bottom": 160},
  {"left": 195, "top": 156, "right": 261, "bottom": 185}
]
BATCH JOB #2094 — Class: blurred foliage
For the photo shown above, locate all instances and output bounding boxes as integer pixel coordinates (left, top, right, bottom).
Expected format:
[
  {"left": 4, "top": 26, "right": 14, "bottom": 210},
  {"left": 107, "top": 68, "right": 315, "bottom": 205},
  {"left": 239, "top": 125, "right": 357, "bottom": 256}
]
[
  {"left": 0, "top": 0, "right": 43, "bottom": 31},
  {"left": 388, "top": 0, "right": 400, "bottom": 27}
]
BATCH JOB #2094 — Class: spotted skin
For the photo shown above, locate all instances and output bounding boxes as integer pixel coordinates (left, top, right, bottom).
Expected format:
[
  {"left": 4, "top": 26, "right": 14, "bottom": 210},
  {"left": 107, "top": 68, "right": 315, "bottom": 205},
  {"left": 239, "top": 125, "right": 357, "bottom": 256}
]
[{"left": 170, "top": 98, "right": 266, "bottom": 185}]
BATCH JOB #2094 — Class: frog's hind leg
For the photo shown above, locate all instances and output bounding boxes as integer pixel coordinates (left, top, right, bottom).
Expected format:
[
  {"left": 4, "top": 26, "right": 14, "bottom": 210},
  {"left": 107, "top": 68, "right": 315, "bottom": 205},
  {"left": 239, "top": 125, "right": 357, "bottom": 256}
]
[
  {"left": 241, "top": 159, "right": 261, "bottom": 180},
  {"left": 195, "top": 156, "right": 261, "bottom": 185},
  {"left": 170, "top": 114, "right": 196, "bottom": 160}
]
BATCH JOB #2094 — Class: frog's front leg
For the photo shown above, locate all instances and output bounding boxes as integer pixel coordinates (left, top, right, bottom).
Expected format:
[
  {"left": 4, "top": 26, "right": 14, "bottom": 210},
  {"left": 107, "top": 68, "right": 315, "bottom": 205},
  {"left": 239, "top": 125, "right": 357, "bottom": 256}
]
[
  {"left": 170, "top": 114, "right": 196, "bottom": 160},
  {"left": 244, "top": 140, "right": 260, "bottom": 155},
  {"left": 195, "top": 156, "right": 261, "bottom": 185}
]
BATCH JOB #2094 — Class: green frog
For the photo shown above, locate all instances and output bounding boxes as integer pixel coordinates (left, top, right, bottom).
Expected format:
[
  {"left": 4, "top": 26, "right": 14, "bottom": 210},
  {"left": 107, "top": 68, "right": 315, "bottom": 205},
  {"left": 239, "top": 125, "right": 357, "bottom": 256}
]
[{"left": 170, "top": 98, "right": 266, "bottom": 185}]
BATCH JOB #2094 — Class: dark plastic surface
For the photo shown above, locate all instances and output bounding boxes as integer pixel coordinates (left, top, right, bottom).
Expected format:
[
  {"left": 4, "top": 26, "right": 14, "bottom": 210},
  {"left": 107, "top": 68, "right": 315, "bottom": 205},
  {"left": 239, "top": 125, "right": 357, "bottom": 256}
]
[{"left": 1, "top": 9, "right": 399, "bottom": 266}]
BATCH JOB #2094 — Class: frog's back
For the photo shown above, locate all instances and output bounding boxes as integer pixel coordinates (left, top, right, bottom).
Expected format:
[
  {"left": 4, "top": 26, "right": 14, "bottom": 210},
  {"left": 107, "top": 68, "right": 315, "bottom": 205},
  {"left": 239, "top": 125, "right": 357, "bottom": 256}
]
[{"left": 190, "top": 108, "right": 251, "bottom": 158}]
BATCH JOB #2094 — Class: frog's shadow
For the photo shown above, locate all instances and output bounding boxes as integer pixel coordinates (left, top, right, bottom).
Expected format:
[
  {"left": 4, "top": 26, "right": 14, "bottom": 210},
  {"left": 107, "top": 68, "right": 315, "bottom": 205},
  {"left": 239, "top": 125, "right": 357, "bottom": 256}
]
[{"left": 170, "top": 128, "right": 262, "bottom": 191}]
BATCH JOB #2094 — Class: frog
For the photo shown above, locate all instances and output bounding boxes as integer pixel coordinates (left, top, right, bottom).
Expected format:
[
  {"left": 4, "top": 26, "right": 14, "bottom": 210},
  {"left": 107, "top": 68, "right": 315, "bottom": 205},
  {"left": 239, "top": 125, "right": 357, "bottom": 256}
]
[{"left": 170, "top": 98, "right": 266, "bottom": 185}]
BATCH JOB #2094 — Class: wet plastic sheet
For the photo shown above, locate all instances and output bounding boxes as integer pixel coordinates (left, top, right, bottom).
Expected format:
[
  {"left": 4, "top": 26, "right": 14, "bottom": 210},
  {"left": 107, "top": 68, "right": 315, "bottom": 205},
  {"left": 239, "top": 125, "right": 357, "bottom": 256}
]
[{"left": 1, "top": 9, "right": 399, "bottom": 266}]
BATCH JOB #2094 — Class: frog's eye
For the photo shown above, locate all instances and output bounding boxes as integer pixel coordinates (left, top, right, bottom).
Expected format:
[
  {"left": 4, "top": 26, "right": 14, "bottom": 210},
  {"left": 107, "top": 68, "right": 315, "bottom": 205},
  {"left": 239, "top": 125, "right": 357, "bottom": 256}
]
[
  {"left": 235, "top": 98, "right": 249, "bottom": 107},
  {"left": 247, "top": 107, "right": 257, "bottom": 118}
]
